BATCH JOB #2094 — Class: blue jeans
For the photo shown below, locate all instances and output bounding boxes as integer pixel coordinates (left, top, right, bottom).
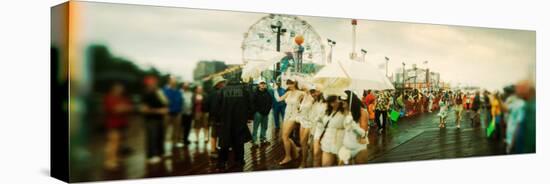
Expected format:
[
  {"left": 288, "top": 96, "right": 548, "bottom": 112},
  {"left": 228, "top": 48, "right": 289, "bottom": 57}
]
[
  {"left": 272, "top": 105, "right": 285, "bottom": 129},
  {"left": 252, "top": 112, "right": 269, "bottom": 142},
  {"left": 145, "top": 119, "right": 164, "bottom": 158}
]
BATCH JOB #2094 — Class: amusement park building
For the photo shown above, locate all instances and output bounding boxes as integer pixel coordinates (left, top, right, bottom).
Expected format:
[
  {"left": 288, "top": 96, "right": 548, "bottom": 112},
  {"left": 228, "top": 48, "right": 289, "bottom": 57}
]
[{"left": 393, "top": 66, "right": 447, "bottom": 91}]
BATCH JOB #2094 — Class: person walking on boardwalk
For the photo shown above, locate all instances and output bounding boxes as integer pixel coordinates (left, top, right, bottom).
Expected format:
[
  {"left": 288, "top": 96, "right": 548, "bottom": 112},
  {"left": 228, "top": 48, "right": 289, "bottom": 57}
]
[
  {"left": 251, "top": 80, "right": 272, "bottom": 146},
  {"left": 192, "top": 86, "right": 208, "bottom": 144},
  {"left": 216, "top": 78, "right": 253, "bottom": 171},
  {"left": 310, "top": 88, "right": 327, "bottom": 167},
  {"left": 271, "top": 81, "right": 286, "bottom": 133},
  {"left": 163, "top": 76, "right": 183, "bottom": 153},
  {"left": 140, "top": 76, "right": 169, "bottom": 165},
  {"left": 374, "top": 90, "right": 390, "bottom": 134},
  {"left": 180, "top": 82, "right": 194, "bottom": 146},
  {"left": 204, "top": 76, "right": 226, "bottom": 158},
  {"left": 338, "top": 90, "right": 369, "bottom": 165},
  {"left": 295, "top": 85, "right": 320, "bottom": 168},
  {"left": 103, "top": 82, "right": 132, "bottom": 170},
  {"left": 438, "top": 92, "right": 450, "bottom": 128},
  {"left": 454, "top": 91, "right": 464, "bottom": 128},
  {"left": 471, "top": 91, "right": 482, "bottom": 127},
  {"left": 274, "top": 79, "right": 305, "bottom": 165}
]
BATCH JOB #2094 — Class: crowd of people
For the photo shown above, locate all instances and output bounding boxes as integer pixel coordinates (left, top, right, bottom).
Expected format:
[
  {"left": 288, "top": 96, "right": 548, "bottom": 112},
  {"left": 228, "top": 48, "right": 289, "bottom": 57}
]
[
  {"left": 99, "top": 72, "right": 535, "bottom": 172},
  {"left": 361, "top": 82, "right": 536, "bottom": 154}
]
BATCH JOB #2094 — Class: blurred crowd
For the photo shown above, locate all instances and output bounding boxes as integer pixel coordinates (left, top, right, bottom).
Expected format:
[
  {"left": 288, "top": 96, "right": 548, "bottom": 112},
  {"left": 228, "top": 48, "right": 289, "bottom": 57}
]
[
  {"left": 361, "top": 81, "right": 536, "bottom": 154},
  {"left": 96, "top": 71, "right": 535, "bottom": 172}
]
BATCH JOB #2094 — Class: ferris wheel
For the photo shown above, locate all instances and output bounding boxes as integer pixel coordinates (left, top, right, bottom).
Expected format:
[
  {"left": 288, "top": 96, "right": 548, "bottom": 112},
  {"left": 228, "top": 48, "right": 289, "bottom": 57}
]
[{"left": 241, "top": 14, "right": 326, "bottom": 66}]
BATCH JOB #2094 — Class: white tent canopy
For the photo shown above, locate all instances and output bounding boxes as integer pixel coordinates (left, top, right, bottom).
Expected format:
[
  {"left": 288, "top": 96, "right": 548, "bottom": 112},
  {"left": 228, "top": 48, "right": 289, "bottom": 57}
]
[{"left": 313, "top": 59, "right": 394, "bottom": 95}]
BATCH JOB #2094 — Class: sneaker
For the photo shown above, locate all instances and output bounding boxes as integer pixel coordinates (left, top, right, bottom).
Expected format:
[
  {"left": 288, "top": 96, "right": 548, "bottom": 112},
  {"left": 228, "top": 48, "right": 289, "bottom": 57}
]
[
  {"left": 175, "top": 143, "right": 184, "bottom": 148},
  {"left": 148, "top": 156, "right": 161, "bottom": 164},
  {"left": 456, "top": 125, "right": 461, "bottom": 129}
]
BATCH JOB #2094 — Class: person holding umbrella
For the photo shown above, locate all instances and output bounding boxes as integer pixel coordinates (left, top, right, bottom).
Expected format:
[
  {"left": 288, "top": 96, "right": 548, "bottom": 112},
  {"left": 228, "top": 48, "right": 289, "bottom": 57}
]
[{"left": 338, "top": 90, "right": 369, "bottom": 165}]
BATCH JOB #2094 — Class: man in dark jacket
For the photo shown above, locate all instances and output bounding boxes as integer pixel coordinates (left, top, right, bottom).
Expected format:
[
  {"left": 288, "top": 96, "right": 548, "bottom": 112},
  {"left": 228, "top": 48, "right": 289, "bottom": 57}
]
[
  {"left": 204, "top": 76, "right": 226, "bottom": 158},
  {"left": 216, "top": 78, "right": 253, "bottom": 171},
  {"left": 251, "top": 80, "right": 272, "bottom": 146},
  {"left": 140, "top": 76, "right": 169, "bottom": 165}
]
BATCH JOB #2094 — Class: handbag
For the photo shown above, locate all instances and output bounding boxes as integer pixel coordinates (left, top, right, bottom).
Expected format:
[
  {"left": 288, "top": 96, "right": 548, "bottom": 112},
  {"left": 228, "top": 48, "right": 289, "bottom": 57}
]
[
  {"left": 319, "top": 112, "right": 338, "bottom": 141},
  {"left": 390, "top": 109, "right": 400, "bottom": 122}
]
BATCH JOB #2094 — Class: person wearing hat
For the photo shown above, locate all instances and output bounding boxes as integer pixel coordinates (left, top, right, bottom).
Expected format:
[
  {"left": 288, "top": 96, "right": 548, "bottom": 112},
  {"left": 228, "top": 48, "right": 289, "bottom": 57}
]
[
  {"left": 139, "top": 76, "right": 169, "bottom": 164},
  {"left": 204, "top": 75, "right": 226, "bottom": 157},
  {"left": 251, "top": 79, "right": 273, "bottom": 146}
]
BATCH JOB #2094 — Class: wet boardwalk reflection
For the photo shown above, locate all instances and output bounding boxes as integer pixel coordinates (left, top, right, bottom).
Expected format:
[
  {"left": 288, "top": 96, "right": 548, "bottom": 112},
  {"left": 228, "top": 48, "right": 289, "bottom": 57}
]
[{"left": 72, "top": 109, "right": 506, "bottom": 182}]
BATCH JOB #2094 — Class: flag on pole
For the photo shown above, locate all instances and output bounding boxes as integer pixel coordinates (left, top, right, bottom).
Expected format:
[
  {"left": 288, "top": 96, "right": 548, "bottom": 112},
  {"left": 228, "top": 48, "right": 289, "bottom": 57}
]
[
  {"left": 385, "top": 56, "right": 389, "bottom": 61},
  {"left": 486, "top": 118, "right": 496, "bottom": 138}
]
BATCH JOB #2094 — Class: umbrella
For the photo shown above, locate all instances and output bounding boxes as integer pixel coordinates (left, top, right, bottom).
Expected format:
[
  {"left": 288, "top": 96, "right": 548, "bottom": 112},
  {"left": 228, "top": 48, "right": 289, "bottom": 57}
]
[
  {"left": 311, "top": 62, "right": 349, "bottom": 96},
  {"left": 313, "top": 59, "right": 394, "bottom": 96}
]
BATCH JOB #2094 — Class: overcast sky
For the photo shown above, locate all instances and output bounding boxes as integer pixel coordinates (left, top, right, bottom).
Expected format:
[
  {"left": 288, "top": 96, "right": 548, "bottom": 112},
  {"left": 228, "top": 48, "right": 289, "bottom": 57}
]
[{"left": 77, "top": 2, "right": 535, "bottom": 91}]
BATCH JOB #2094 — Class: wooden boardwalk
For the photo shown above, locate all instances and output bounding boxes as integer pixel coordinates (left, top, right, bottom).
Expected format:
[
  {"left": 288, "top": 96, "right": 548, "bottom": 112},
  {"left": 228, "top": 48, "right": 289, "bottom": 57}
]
[{"left": 71, "top": 109, "right": 509, "bottom": 182}]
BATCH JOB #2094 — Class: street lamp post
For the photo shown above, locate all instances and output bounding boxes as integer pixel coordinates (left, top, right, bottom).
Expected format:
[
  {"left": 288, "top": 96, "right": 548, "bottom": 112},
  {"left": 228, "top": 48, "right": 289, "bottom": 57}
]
[
  {"left": 327, "top": 39, "right": 336, "bottom": 64},
  {"left": 271, "top": 21, "right": 287, "bottom": 82},
  {"left": 271, "top": 21, "right": 287, "bottom": 52},
  {"left": 423, "top": 60, "right": 429, "bottom": 91},
  {"left": 385, "top": 56, "right": 390, "bottom": 77},
  {"left": 361, "top": 49, "right": 367, "bottom": 62},
  {"left": 402, "top": 62, "right": 406, "bottom": 90},
  {"left": 350, "top": 19, "right": 358, "bottom": 60},
  {"left": 295, "top": 36, "right": 304, "bottom": 73},
  {"left": 413, "top": 64, "right": 418, "bottom": 89}
]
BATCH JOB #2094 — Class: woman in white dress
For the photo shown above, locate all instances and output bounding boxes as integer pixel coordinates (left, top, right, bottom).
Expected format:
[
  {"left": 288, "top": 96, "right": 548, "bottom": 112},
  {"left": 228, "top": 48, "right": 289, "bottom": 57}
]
[
  {"left": 274, "top": 79, "right": 305, "bottom": 165},
  {"left": 338, "top": 91, "right": 369, "bottom": 165},
  {"left": 297, "top": 88, "right": 325, "bottom": 168},
  {"left": 310, "top": 90, "right": 327, "bottom": 167},
  {"left": 318, "top": 95, "right": 347, "bottom": 166}
]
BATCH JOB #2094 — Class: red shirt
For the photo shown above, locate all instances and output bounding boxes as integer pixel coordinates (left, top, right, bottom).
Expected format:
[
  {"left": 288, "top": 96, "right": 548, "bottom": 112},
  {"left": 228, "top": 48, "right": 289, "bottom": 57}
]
[
  {"left": 365, "top": 93, "right": 376, "bottom": 106},
  {"left": 103, "top": 94, "right": 130, "bottom": 129},
  {"left": 194, "top": 94, "right": 204, "bottom": 114}
]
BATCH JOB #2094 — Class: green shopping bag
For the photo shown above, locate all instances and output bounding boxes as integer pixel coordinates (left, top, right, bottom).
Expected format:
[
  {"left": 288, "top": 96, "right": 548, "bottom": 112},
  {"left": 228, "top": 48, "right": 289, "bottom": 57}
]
[
  {"left": 486, "top": 118, "right": 496, "bottom": 138},
  {"left": 390, "top": 109, "right": 400, "bottom": 122}
]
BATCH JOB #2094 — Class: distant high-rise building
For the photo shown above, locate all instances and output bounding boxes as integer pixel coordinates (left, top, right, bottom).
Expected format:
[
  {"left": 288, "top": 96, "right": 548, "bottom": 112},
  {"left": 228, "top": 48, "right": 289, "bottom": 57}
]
[{"left": 193, "top": 60, "right": 227, "bottom": 80}]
